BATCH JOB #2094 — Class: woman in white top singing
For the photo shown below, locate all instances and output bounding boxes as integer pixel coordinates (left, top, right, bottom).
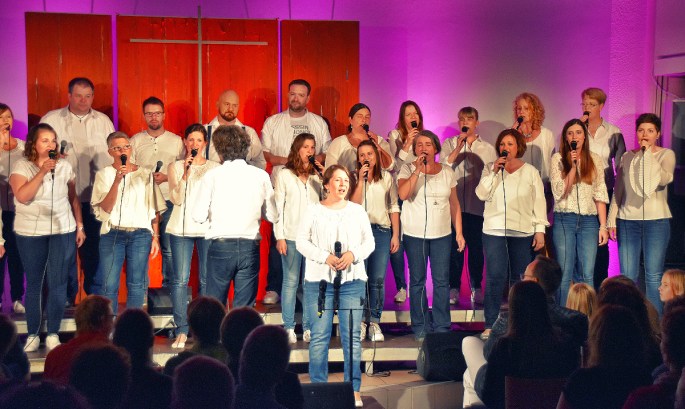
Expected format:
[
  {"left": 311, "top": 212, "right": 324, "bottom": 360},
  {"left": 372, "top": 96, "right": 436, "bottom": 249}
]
[
  {"left": 166, "top": 124, "right": 219, "bottom": 348},
  {"left": 550, "top": 118, "right": 609, "bottom": 306},
  {"left": 608, "top": 113, "right": 675, "bottom": 315},
  {"left": 297, "top": 164, "right": 374, "bottom": 406}
]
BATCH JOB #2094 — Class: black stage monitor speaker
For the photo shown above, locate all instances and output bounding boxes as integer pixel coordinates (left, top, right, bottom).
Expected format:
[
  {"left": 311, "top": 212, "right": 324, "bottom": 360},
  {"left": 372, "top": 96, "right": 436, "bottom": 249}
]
[
  {"left": 302, "top": 382, "right": 355, "bottom": 409},
  {"left": 147, "top": 287, "right": 173, "bottom": 315},
  {"left": 417, "top": 331, "right": 479, "bottom": 381}
]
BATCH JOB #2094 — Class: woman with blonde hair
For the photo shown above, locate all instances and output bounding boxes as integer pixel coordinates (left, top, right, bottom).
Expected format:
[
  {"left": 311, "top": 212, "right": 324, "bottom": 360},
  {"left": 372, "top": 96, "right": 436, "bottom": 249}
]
[
  {"left": 565, "top": 282, "right": 597, "bottom": 319},
  {"left": 660, "top": 269, "right": 685, "bottom": 303}
]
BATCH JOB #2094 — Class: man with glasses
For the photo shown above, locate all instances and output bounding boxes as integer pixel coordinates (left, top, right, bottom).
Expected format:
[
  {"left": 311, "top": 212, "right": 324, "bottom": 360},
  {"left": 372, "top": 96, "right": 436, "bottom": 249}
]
[
  {"left": 130, "top": 97, "right": 184, "bottom": 287},
  {"left": 41, "top": 77, "right": 115, "bottom": 301}
]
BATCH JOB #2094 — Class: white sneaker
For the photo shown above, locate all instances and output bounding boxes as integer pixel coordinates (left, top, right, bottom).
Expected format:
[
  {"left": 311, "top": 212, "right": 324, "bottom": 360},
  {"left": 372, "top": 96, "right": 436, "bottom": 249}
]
[
  {"left": 449, "top": 288, "right": 459, "bottom": 305},
  {"left": 303, "top": 329, "right": 311, "bottom": 343},
  {"left": 394, "top": 288, "right": 407, "bottom": 303},
  {"left": 360, "top": 322, "right": 367, "bottom": 341},
  {"left": 45, "top": 334, "right": 61, "bottom": 351},
  {"left": 24, "top": 335, "right": 40, "bottom": 352},
  {"left": 263, "top": 291, "right": 280, "bottom": 304},
  {"left": 286, "top": 328, "right": 297, "bottom": 344},
  {"left": 368, "top": 322, "right": 384, "bottom": 342},
  {"left": 13, "top": 300, "right": 26, "bottom": 314}
]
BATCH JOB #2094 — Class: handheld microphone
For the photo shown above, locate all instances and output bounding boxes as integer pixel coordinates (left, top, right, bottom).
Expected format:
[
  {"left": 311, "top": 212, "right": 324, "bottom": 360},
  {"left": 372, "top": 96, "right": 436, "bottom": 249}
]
[
  {"left": 583, "top": 111, "right": 590, "bottom": 126},
  {"left": 641, "top": 145, "right": 647, "bottom": 152},
  {"left": 570, "top": 141, "right": 578, "bottom": 164},
  {"left": 155, "top": 160, "right": 163, "bottom": 173},
  {"left": 120, "top": 154, "right": 127, "bottom": 166},
  {"left": 410, "top": 120, "right": 418, "bottom": 129},
  {"left": 308, "top": 155, "right": 323, "bottom": 177},
  {"left": 60, "top": 140, "right": 67, "bottom": 155},
  {"left": 335, "top": 241, "right": 342, "bottom": 259},
  {"left": 362, "top": 124, "right": 370, "bottom": 134},
  {"left": 333, "top": 241, "right": 342, "bottom": 313},
  {"left": 363, "top": 160, "right": 370, "bottom": 181},
  {"left": 318, "top": 280, "right": 327, "bottom": 318},
  {"left": 48, "top": 150, "right": 57, "bottom": 174},
  {"left": 461, "top": 126, "right": 469, "bottom": 133},
  {"left": 516, "top": 116, "right": 523, "bottom": 130},
  {"left": 501, "top": 150, "right": 508, "bottom": 158},
  {"left": 187, "top": 149, "right": 198, "bottom": 170},
  {"left": 422, "top": 154, "right": 427, "bottom": 165}
]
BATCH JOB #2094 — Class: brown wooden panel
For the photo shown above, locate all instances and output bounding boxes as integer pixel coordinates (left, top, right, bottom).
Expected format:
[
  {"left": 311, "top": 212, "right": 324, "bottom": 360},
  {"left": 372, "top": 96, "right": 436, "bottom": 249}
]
[
  {"left": 26, "top": 12, "right": 113, "bottom": 126},
  {"left": 280, "top": 20, "right": 360, "bottom": 138},
  {"left": 117, "top": 16, "right": 199, "bottom": 136}
]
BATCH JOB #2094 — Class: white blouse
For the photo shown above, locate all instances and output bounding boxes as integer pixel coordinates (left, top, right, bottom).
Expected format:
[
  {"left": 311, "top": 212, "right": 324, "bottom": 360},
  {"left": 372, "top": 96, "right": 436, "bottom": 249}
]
[
  {"left": 357, "top": 170, "right": 400, "bottom": 228},
  {"left": 0, "top": 140, "right": 25, "bottom": 212},
  {"left": 274, "top": 168, "right": 322, "bottom": 242},
  {"left": 476, "top": 162, "right": 549, "bottom": 236},
  {"left": 297, "top": 201, "right": 374, "bottom": 284},
  {"left": 166, "top": 160, "right": 220, "bottom": 236},
  {"left": 387, "top": 129, "right": 417, "bottom": 174},
  {"left": 325, "top": 134, "right": 394, "bottom": 173},
  {"left": 550, "top": 152, "right": 609, "bottom": 215},
  {"left": 398, "top": 163, "right": 457, "bottom": 239},
  {"left": 607, "top": 148, "right": 675, "bottom": 226}
]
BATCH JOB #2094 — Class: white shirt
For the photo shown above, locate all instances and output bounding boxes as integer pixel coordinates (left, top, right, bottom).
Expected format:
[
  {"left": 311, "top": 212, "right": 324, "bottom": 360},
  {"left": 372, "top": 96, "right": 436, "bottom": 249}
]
[
  {"left": 130, "top": 130, "right": 185, "bottom": 200},
  {"left": 440, "top": 135, "right": 498, "bottom": 216},
  {"left": 521, "top": 126, "right": 555, "bottom": 187},
  {"left": 166, "top": 159, "right": 220, "bottom": 236},
  {"left": 357, "top": 170, "right": 400, "bottom": 228},
  {"left": 296, "top": 201, "right": 374, "bottom": 284},
  {"left": 607, "top": 148, "right": 675, "bottom": 226},
  {"left": 0, "top": 139, "right": 25, "bottom": 212},
  {"left": 398, "top": 163, "right": 457, "bottom": 239},
  {"left": 205, "top": 117, "right": 266, "bottom": 169},
  {"left": 192, "top": 159, "right": 277, "bottom": 240},
  {"left": 550, "top": 152, "right": 609, "bottom": 215},
  {"left": 11, "top": 159, "right": 76, "bottom": 236},
  {"left": 588, "top": 120, "right": 625, "bottom": 191},
  {"left": 40, "top": 107, "right": 115, "bottom": 202},
  {"left": 476, "top": 162, "right": 549, "bottom": 236},
  {"left": 324, "top": 134, "right": 394, "bottom": 173},
  {"left": 387, "top": 129, "right": 417, "bottom": 174},
  {"left": 273, "top": 169, "right": 322, "bottom": 241},
  {"left": 91, "top": 167, "right": 164, "bottom": 234},
  {"left": 261, "top": 110, "right": 331, "bottom": 182}
]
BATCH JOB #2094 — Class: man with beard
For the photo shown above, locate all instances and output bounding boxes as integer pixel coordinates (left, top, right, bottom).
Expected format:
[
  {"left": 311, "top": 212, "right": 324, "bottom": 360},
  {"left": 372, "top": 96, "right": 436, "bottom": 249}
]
[
  {"left": 130, "top": 96, "right": 184, "bottom": 286},
  {"left": 205, "top": 90, "right": 266, "bottom": 169},
  {"left": 260, "top": 79, "right": 331, "bottom": 305}
]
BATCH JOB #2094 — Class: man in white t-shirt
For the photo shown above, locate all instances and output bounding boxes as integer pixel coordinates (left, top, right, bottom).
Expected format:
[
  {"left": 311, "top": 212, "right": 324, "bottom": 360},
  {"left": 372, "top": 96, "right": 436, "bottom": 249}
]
[
  {"left": 41, "top": 77, "right": 115, "bottom": 300},
  {"left": 130, "top": 96, "right": 184, "bottom": 286},
  {"left": 260, "top": 79, "right": 331, "bottom": 304},
  {"left": 204, "top": 90, "right": 266, "bottom": 169}
]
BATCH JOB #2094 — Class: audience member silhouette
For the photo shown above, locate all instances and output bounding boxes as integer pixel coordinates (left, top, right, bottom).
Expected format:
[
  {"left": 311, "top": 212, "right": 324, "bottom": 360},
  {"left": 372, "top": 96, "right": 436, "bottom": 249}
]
[
  {"left": 69, "top": 344, "right": 131, "bottom": 409},
  {"left": 0, "top": 381, "right": 90, "bottom": 409},
  {"left": 171, "top": 355, "right": 234, "bottom": 409}
]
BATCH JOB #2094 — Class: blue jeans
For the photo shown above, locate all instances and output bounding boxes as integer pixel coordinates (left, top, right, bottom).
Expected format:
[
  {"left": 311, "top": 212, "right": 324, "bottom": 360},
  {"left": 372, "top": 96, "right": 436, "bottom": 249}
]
[
  {"left": 159, "top": 200, "right": 174, "bottom": 287},
  {"left": 304, "top": 279, "right": 365, "bottom": 392},
  {"left": 1, "top": 211, "right": 25, "bottom": 302},
  {"left": 450, "top": 213, "right": 485, "bottom": 290},
  {"left": 389, "top": 240, "right": 407, "bottom": 290},
  {"left": 482, "top": 234, "right": 535, "bottom": 328},
  {"left": 78, "top": 203, "right": 102, "bottom": 295},
  {"left": 553, "top": 212, "right": 599, "bottom": 306},
  {"left": 617, "top": 218, "right": 670, "bottom": 315},
  {"left": 169, "top": 234, "right": 210, "bottom": 335},
  {"left": 404, "top": 234, "right": 452, "bottom": 337},
  {"left": 16, "top": 232, "right": 76, "bottom": 334},
  {"left": 206, "top": 238, "right": 260, "bottom": 308},
  {"left": 94, "top": 228, "right": 152, "bottom": 314},
  {"left": 280, "top": 239, "right": 310, "bottom": 331},
  {"left": 365, "top": 224, "right": 391, "bottom": 323}
]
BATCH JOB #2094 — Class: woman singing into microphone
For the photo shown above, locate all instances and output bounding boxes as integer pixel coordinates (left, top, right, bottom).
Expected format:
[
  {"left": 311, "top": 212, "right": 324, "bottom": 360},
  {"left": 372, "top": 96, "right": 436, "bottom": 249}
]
[
  {"left": 550, "top": 119, "right": 609, "bottom": 306},
  {"left": 297, "top": 165, "right": 374, "bottom": 407},
  {"left": 350, "top": 140, "right": 400, "bottom": 342},
  {"left": 166, "top": 124, "right": 219, "bottom": 348},
  {"left": 476, "top": 129, "right": 548, "bottom": 338},
  {"left": 608, "top": 113, "right": 675, "bottom": 315},
  {"left": 10, "top": 123, "right": 86, "bottom": 352},
  {"left": 398, "top": 130, "right": 465, "bottom": 339}
]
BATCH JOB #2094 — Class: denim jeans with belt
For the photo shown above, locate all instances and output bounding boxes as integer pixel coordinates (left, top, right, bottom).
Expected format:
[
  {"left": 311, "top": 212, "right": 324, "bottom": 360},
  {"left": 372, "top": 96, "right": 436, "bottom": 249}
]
[
  {"left": 280, "top": 239, "right": 309, "bottom": 331},
  {"left": 365, "top": 224, "right": 391, "bottom": 323},
  {"left": 94, "top": 228, "right": 152, "bottom": 314},
  {"left": 17, "top": 232, "right": 76, "bottom": 334},
  {"left": 169, "top": 234, "right": 210, "bottom": 335},
  {"left": 553, "top": 212, "right": 599, "bottom": 306},
  {"left": 205, "top": 238, "right": 260, "bottom": 308},
  {"left": 304, "top": 279, "right": 365, "bottom": 391},
  {"left": 617, "top": 218, "right": 670, "bottom": 315}
]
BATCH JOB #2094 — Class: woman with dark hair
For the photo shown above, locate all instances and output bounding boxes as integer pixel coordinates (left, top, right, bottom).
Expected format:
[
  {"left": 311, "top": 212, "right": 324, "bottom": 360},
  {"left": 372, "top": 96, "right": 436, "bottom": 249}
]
[
  {"left": 10, "top": 123, "right": 85, "bottom": 352},
  {"left": 476, "top": 129, "right": 548, "bottom": 338},
  {"left": 387, "top": 100, "right": 424, "bottom": 303},
  {"left": 551, "top": 118, "right": 609, "bottom": 306},
  {"left": 557, "top": 305, "right": 652, "bottom": 409},
  {"left": 325, "top": 103, "right": 394, "bottom": 178},
  {"left": 166, "top": 123, "right": 220, "bottom": 349},
  {"left": 274, "top": 132, "right": 323, "bottom": 344},
  {"left": 398, "top": 130, "right": 465, "bottom": 339},
  {"left": 462, "top": 281, "right": 578, "bottom": 409},
  {"left": 0, "top": 103, "right": 26, "bottom": 314},
  {"left": 297, "top": 164, "right": 374, "bottom": 407},
  {"left": 350, "top": 140, "right": 400, "bottom": 342},
  {"left": 608, "top": 113, "right": 675, "bottom": 315}
]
